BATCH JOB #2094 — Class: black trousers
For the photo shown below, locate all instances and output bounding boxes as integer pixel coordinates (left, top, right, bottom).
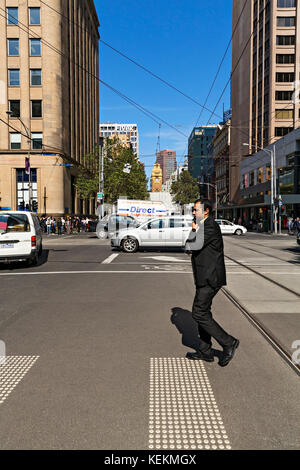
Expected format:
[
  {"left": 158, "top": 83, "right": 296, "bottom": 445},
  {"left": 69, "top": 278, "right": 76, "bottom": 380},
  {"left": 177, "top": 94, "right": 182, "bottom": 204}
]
[{"left": 192, "top": 284, "right": 233, "bottom": 352}]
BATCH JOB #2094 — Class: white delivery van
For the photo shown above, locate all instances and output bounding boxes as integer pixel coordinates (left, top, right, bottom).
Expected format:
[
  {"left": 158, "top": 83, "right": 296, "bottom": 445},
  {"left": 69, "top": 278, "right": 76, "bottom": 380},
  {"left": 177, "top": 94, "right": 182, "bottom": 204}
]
[
  {"left": 117, "top": 199, "right": 167, "bottom": 221},
  {"left": 0, "top": 211, "right": 42, "bottom": 265}
]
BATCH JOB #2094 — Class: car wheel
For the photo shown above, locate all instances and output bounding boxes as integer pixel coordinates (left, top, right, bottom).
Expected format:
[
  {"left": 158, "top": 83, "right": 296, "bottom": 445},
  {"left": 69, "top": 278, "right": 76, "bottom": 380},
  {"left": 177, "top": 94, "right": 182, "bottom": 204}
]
[
  {"left": 29, "top": 251, "right": 39, "bottom": 266},
  {"left": 235, "top": 229, "right": 243, "bottom": 236},
  {"left": 122, "top": 237, "right": 138, "bottom": 253},
  {"left": 97, "top": 230, "right": 107, "bottom": 239}
]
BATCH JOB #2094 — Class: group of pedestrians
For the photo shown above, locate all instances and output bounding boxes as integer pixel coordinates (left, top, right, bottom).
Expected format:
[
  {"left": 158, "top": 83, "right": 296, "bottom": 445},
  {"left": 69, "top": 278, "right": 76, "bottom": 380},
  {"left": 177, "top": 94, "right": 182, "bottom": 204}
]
[
  {"left": 287, "top": 217, "right": 300, "bottom": 235},
  {"left": 39, "top": 216, "right": 91, "bottom": 235}
]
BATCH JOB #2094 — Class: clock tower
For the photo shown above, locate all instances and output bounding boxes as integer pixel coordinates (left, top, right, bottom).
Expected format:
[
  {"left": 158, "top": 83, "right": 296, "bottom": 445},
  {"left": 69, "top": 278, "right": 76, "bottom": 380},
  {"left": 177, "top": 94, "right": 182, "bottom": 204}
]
[{"left": 152, "top": 163, "right": 163, "bottom": 192}]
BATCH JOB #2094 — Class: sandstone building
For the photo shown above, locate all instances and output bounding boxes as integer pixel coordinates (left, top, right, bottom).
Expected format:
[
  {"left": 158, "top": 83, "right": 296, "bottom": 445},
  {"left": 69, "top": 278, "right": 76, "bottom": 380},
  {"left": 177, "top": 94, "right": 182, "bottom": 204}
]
[{"left": 0, "top": 0, "right": 100, "bottom": 215}]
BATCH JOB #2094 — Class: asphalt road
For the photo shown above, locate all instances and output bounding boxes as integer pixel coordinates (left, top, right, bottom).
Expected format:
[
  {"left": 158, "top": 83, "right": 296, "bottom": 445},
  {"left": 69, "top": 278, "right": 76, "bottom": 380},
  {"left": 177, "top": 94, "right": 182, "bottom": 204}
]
[{"left": 0, "top": 233, "right": 299, "bottom": 450}]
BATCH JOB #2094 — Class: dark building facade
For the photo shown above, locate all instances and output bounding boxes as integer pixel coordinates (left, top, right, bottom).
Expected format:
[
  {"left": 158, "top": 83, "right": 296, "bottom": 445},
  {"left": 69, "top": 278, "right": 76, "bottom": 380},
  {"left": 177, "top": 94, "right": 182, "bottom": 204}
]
[{"left": 188, "top": 126, "right": 217, "bottom": 195}]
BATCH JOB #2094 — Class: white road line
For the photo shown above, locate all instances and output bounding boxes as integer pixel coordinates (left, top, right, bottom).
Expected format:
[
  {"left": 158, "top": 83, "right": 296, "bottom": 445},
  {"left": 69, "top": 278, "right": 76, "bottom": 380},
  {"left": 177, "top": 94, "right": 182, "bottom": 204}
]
[
  {"left": 0, "top": 271, "right": 194, "bottom": 276},
  {"left": 149, "top": 358, "right": 231, "bottom": 450},
  {"left": 0, "top": 270, "right": 299, "bottom": 277},
  {"left": 0, "top": 356, "right": 39, "bottom": 404},
  {"left": 102, "top": 253, "right": 119, "bottom": 264}
]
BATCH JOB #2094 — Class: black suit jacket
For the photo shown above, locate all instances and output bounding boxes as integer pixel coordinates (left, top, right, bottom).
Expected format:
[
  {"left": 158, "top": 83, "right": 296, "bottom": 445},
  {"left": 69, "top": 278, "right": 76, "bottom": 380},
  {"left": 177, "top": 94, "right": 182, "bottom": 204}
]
[{"left": 187, "top": 216, "right": 226, "bottom": 288}]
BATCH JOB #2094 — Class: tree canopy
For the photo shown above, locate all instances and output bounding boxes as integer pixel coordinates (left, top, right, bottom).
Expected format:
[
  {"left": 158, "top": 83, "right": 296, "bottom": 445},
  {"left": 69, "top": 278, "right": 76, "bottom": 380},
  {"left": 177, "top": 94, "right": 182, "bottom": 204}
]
[
  {"left": 74, "top": 139, "right": 149, "bottom": 203},
  {"left": 170, "top": 170, "right": 199, "bottom": 205}
]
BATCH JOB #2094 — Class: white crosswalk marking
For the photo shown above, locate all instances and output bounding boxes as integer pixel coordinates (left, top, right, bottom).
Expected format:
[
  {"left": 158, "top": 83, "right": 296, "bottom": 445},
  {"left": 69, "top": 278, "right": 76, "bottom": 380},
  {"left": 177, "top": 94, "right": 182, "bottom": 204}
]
[
  {"left": 149, "top": 358, "right": 231, "bottom": 450},
  {"left": 0, "top": 356, "right": 39, "bottom": 404}
]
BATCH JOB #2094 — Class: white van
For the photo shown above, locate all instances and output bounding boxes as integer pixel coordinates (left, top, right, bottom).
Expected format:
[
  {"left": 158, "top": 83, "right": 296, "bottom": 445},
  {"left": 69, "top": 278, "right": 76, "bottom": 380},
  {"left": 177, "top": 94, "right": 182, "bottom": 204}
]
[{"left": 0, "top": 211, "right": 42, "bottom": 265}]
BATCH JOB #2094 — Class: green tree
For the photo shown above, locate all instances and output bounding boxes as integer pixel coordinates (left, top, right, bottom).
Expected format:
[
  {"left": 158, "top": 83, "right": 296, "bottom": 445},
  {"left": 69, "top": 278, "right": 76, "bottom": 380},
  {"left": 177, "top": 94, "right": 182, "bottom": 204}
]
[
  {"left": 104, "top": 142, "right": 149, "bottom": 203},
  {"left": 74, "top": 147, "right": 99, "bottom": 199},
  {"left": 170, "top": 170, "right": 199, "bottom": 205}
]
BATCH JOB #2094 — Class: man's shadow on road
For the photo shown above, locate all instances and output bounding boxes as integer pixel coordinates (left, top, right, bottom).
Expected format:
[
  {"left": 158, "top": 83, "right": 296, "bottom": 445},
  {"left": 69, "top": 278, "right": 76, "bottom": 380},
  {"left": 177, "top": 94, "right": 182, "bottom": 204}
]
[{"left": 171, "top": 307, "right": 222, "bottom": 360}]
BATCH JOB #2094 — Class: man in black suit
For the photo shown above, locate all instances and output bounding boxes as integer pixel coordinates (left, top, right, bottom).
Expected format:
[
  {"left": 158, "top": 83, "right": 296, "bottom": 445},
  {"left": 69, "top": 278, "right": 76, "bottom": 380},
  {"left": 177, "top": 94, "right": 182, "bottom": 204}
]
[{"left": 185, "top": 199, "right": 239, "bottom": 367}]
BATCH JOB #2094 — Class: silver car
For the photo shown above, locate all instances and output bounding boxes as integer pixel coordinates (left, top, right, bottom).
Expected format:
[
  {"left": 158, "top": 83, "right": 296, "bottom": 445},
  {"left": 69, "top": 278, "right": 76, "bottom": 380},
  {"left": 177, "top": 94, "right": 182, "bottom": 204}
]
[{"left": 111, "top": 216, "right": 193, "bottom": 253}]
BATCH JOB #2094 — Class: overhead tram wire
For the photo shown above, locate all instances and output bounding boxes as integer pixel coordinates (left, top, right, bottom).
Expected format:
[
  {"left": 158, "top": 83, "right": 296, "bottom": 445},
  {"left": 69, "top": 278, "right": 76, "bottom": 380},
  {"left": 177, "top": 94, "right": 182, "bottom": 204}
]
[
  {"left": 39, "top": 0, "right": 262, "bottom": 137},
  {"left": 0, "top": 10, "right": 188, "bottom": 141},
  {"left": 39, "top": 0, "right": 224, "bottom": 121},
  {"left": 194, "top": 0, "right": 249, "bottom": 127},
  {"left": 3, "top": 6, "right": 286, "bottom": 172},
  {"left": 175, "top": 0, "right": 250, "bottom": 167}
]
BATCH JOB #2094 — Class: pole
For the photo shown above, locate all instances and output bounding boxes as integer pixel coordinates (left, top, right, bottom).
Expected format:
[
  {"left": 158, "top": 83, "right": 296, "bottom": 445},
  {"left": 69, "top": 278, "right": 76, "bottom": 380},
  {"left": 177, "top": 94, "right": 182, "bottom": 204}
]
[
  {"left": 270, "top": 149, "right": 274, "bottom": 234},
  {"left": 101, "top": 145, "right": 104, "bottom": 219},
  {"left": 273, "top": 146, "right": 278, "bottom": 235},
  {"left": 28, "top": 142, "right": 31, "bottom": 211},
  {"left": 215, "top": 184, "right": 218, "bottom": 219}
]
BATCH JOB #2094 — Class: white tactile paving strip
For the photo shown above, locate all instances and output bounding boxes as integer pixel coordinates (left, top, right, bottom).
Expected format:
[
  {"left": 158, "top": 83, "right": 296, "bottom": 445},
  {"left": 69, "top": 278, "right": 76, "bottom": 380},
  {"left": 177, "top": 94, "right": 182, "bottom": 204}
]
[
  {"left": 149, "top": 358, "right": 231, "bottom": 450},
  {"left": 0, "top": 356, "right": 39, "bottom": 404}
]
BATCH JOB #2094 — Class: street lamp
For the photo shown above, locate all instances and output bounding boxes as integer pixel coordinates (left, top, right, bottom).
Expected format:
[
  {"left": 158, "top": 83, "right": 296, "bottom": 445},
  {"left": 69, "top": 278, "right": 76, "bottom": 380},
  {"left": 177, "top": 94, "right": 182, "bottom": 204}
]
[
  {"left": 243, "top": 143, "right": 277, "bottom": 234},
  {"left": 198, "top": 181, "right": 218, "bottom": 218},
  {"left": 6, "top": 111, "right": 32, "bottom": 211}
]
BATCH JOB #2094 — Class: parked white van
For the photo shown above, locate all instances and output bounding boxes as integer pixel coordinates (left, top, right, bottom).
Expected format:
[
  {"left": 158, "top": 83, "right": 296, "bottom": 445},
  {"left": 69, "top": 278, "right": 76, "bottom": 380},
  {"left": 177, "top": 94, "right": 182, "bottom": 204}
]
[{"left": 0, "top": 211, "right": 42, "bottom": 265}]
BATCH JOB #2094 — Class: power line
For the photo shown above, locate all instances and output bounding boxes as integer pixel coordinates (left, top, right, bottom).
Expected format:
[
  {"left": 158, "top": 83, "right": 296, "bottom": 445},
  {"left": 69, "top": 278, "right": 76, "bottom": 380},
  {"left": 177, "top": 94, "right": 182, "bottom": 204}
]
[
  {"left": 39, "top": 0, "right": 226, "bottom": 121},
  {"left": 0, "top": 9, "right": 188, "bottom": 142}
]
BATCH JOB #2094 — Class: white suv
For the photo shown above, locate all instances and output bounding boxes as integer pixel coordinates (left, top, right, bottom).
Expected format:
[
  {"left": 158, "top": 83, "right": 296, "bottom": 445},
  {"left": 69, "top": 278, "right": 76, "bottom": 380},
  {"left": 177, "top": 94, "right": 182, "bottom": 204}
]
[
  {"left": 111, "top": 216, "right": 193, "bottom": 253},
  {"left": 0, "top": 211, "right": 42, "bottom": 265}
]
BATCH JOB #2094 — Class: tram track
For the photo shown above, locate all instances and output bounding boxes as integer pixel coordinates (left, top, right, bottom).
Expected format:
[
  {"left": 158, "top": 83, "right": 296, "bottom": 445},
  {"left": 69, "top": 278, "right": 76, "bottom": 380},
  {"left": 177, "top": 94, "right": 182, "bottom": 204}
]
[
  {"left": 222, "top": 240, "right": 300, "bottom": 376},
  {"left": 228, "top": 239, "right": 300, "bottom": 265},
  {"left": 224, "top": 254, "right": 300, "bottom": 298},
  {"left": 221, "top": 287, "right": 300, "bottom": 377}
]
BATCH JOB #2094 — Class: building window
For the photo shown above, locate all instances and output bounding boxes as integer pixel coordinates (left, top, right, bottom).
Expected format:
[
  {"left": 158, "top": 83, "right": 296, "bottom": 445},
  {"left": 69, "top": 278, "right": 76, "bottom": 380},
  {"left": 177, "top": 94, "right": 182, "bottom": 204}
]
[
  {"left": 7, "top": 7, "right": 18, "bottom": 25},
  {"left": 31, "top": 133, "right": 43, "bottom": 149},
  {"left": 10, "top": 133, "right": 21, "bottom": 150},
  {"left": 276, "top": 54, "right": 295, "bottom": 64},
  {"left": 276, "top": 35, "right": 295, "bottom": 46},
  {"left": 275, "top": 90, "right": 293, "bottom": 100},
  {"left": 16, "top": 169, "right": 37, "bottom": 211},
  {"left": 8, "top": 69, "right": 20, "bottom": 86},
  {"left": 275, "top": 127, "right": 292, "bottom": 136},
  {"left": 30, "top": 69, "right": 42, "bottom": 86},
  {"left": 276, "top": 72, "right": 295, "bottom": 82},
  {"left": 8, "top": 38, "right": 19, "bottom": 56},
  {"left": 277, "top": 17, "right": 295, "bottom": 27},
  {"left": 29, "top": 7, "right": 41, "bottom": 25},
  {"left": 275, "top": 109, "right": 294, "bottom": 119},
  {"left": 9, "top": 100, "right": 20, "bottom": 117},
  {"left": 277, "top": 0, "right": 296, "bottom": 7},
  {"left": 30, "top": 39, "right": 41, "bottom": 56},
  {"left": 31, "top": 100, "right": 42, "bottom": 118}
]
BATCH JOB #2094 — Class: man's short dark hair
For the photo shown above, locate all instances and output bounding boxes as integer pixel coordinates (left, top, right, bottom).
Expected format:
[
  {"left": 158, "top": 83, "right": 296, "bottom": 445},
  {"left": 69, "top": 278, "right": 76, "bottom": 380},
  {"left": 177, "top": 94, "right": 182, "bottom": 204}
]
[{"left": 194, "top": 199, "right": 213, "bottom": 214}]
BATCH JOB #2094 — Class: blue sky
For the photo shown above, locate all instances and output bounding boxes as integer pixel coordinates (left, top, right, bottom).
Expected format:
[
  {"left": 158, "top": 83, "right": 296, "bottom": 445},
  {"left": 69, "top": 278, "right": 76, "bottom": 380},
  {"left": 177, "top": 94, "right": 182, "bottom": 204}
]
[{"left": 95, "top": 0, "right": 233, "bottom": 180}]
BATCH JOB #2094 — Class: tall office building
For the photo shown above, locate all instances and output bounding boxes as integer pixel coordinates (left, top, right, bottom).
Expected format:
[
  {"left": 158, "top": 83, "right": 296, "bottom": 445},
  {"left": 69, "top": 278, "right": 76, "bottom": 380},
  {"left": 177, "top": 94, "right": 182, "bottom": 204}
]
[
  {"left": 0, "top": 0, "right": 100, "bottom": 215},
  {"left": 188, "top": 126, "right": 217, "bottom": 187},
  {"left": 100, "top": 123, "right": 139, "bottom": 157},
  {"left": 156, "top": 149, "right": 177, "bottom": 184},
  {"left": 231, "top": 0, "right": 299, "bottom": 203}
]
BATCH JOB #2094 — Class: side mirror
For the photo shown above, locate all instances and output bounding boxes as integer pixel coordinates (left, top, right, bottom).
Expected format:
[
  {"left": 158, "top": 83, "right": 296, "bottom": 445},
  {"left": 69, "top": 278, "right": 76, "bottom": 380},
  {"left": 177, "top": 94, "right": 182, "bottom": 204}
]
[{"left": 141, "top": 225, "right": 148, "bottom": 231}]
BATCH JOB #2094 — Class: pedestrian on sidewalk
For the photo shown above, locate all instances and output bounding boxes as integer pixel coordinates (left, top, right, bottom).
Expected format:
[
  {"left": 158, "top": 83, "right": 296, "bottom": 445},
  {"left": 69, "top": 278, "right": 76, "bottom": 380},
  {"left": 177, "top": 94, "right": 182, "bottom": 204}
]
[
  {"left": 66, "top": 217, "right": 71, "bottom": 235},
  {"left": 185, "top": 199, "right": 240, "bottom": 367},
  {"left": 57, "top": 218, "right": 62, "bottom": 236},
  {"left": 46, "top": 217, "right": 51, "bottom": 235}
]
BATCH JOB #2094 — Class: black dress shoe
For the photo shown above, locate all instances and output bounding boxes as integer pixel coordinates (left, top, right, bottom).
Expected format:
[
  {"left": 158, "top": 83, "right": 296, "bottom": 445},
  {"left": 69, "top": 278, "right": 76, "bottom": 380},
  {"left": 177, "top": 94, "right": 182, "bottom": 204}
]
[
  {"left": 219, "top": 339, "right": 240, "bottom": 367},
  {"left": 186, "top": 350, "right": 214, "bottom": 362}
]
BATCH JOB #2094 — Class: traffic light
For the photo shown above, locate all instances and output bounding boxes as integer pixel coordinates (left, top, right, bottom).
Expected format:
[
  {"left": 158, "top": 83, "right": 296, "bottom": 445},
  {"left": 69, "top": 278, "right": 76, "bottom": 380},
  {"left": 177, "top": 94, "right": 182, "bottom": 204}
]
[
  {"left": 19, "top": 201, "right": 25, "bottom": 211},
  {"left": 32, "top": 200, "right": 38, "bottom": 212}
]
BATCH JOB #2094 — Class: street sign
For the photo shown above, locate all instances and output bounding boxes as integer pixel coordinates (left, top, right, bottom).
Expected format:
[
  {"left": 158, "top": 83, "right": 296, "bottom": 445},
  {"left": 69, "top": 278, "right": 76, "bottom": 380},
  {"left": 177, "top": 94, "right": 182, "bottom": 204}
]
[{"left": 97, "top": 193, "right": 104, "bottom": 201}]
